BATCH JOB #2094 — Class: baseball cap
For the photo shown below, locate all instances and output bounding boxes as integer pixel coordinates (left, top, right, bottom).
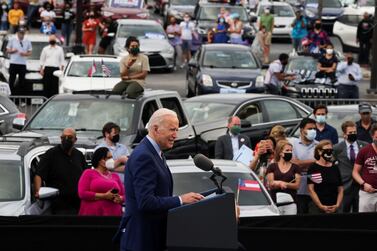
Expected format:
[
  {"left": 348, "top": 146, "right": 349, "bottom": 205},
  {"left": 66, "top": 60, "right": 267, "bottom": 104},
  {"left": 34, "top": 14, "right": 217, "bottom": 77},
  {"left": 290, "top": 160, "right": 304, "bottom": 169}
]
[{"left": 359, "top": 103, "right": 372, "bottom": 113}]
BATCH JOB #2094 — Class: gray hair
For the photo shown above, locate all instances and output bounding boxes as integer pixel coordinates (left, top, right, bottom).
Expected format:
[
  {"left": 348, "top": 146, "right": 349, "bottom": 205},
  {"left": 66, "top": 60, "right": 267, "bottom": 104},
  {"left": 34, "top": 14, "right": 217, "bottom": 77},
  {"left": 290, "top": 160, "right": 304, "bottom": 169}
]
[{"left": 147, "top": 108, "right": 177, "bottom": 131}]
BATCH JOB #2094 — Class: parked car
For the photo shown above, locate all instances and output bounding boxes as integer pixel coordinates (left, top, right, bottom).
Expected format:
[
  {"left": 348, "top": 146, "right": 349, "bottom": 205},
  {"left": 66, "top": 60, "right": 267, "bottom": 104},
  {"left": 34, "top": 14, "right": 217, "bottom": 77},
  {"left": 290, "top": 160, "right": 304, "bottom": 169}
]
[
  {"left": 53, "top": 54, "right": 121, "bottom": 93},
  {"left": 0, "top": 33, "right": 67, "bottom": 97},
  {"left": 169, "top": 159, "right": 284, "bottom": 217},
  {"left": 184, "top": 93, "right": 312, "bottom": 154},
  {"left": 10, "top": 90, "right": 204, "bottom": 159},
  {"left": 193, "top": 2, "right": 256, "bottom": 44},
  {"left": 303, "top": 0, "right": 344, "bottom": 33},
  {"left": 164, "top": 0, "right": 199, "bottom": 24},
  {"left": 0, "top": 95, "right": 24, "bottom": 135},
  {"left": 253, "top": 1, "right": 296, "bottom": 38},
  {"left": 289, "top": 104, "right": 377, "bottom": 141},
  {"left": 111, "top": 19, "right": 175, "bottom": 71},
  {"left": 186, "top": 44, "right": 265, "bottom": 97},
  {"left": 102, "top": 0, "right": 150, "bottom": 20}
]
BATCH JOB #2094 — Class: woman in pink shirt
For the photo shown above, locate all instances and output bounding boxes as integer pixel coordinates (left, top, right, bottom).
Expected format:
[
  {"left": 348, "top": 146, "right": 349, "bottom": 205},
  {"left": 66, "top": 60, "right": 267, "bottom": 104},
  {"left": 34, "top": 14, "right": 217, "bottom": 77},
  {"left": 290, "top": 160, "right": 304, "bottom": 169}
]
[{"left": 78, "top": 147, "right": 124, "bottom": 216}]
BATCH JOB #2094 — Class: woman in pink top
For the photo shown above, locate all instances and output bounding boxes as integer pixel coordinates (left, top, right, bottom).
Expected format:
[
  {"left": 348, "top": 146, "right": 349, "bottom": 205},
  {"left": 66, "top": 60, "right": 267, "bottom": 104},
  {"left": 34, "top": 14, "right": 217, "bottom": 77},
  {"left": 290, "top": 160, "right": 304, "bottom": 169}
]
[{"left": 78, "top": 147, "right": 124, "bottom": 216}]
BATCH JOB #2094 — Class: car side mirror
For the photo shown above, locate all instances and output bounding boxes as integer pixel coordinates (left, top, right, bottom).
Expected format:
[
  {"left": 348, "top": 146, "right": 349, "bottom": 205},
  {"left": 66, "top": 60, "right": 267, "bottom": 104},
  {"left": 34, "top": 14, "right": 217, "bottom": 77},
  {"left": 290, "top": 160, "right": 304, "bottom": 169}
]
[
  {"left": 240, "top": 120, "right": 252, "bottom": 128},
  {"left": 276, "top": 192, "right": 295, "bottom": 207},
  {"left": 188, "top": 59, "right": 198, "bottom": 68},
  {"left": 53, "top": 70, "right": 63, "bottom": 78},
  {"left": 12, "top": 113, "right": 26, "bottom": 130},
  {"left": 38, "top": 187, "right": 59, "bottom": 200}
]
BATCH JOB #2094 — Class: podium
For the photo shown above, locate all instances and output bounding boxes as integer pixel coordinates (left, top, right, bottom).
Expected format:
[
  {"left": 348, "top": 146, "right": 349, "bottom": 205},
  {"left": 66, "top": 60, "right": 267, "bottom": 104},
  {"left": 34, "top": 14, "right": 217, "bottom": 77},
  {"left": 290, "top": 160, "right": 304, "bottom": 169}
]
[{"left": 167, "top": 188, "right": 238, "bottom": 251}]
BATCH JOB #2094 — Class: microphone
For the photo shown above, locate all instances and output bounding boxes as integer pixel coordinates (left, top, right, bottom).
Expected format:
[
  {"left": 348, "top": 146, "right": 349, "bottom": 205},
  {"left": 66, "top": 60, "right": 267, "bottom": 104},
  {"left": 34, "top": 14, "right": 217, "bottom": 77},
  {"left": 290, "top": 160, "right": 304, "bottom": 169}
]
[{"left": 193, "top": 153, "right": 214, "bottom": 172}]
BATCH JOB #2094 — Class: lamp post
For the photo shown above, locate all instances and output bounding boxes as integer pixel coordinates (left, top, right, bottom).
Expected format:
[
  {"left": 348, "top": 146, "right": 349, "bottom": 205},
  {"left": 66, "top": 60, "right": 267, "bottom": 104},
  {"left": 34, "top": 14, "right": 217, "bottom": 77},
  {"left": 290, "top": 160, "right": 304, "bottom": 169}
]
[
  {"left": 368, "top": 0, "right": 377, "bottom": 94},
  {"left": 73, "top": 0, "right": 84, "bottom": 54}
]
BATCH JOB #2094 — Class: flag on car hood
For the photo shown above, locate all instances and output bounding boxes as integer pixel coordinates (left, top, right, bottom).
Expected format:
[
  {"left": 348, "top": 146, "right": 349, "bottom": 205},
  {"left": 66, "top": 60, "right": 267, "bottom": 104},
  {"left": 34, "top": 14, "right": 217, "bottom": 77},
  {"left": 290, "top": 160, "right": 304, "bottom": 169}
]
[{"left": 238, "top": 179, "right": 261, "bottom": 192}]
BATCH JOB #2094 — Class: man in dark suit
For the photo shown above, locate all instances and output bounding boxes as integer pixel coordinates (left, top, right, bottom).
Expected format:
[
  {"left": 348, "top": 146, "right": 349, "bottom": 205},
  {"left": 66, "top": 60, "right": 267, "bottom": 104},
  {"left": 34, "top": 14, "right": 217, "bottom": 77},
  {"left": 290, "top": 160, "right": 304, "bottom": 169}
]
[
  {"left": 215, "top": 116, "right": 251, "bottom": 160},
  {"left": 119, "top": 108, "right": 204, "bottom": 251},
  {"left": 334, "top": 121, "right": 368, "bottom": 213}
]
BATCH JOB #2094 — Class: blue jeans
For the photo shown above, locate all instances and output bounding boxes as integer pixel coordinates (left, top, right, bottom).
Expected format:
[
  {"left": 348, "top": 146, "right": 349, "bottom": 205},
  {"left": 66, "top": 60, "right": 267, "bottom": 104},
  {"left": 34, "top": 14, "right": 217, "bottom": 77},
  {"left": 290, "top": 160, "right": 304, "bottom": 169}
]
[
  {"left": 0, "top": 21, "right": 8, "bottom": 31},
  {"left": 292, "top": 37, "right": 303, "bottom": 51},
  {"left": 62, "top": 23, "right": 72, "bottom": 46},
  {"left": 26, "top": 4, "right": 39, "bottom": 27}
]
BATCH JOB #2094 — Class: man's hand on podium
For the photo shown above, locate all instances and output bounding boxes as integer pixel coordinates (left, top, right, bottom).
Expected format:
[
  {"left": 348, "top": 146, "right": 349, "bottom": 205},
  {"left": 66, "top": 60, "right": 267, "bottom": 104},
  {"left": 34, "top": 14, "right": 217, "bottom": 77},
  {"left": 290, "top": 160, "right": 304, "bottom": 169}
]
[{"left": 180, "top": 192, "right": 205, "bottom": 205}]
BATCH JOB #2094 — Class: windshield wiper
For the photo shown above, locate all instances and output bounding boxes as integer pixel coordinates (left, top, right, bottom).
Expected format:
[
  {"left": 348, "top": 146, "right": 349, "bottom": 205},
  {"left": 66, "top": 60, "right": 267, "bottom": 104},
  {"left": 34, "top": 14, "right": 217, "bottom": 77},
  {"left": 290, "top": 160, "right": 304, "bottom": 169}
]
[
  {"left": 68, "top": 74, "right": 83, "bottom": 77},
  {"left": 75, "top": 128, "right": 100, "bottom": 132},
  {"left": 203, "top": 65, "right": 218, "bottom": 68}
]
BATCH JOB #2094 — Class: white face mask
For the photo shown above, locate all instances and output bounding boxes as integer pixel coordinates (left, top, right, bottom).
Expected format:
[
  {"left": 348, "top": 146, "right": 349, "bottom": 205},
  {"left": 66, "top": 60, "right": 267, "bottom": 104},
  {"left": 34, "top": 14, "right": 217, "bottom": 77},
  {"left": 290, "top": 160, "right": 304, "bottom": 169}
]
[
  {"left": 326, "top": 49, "right": 333, "bottom": 55},
  {"left": 184, "top": 17, "right": 190, "bottom": 22},
  {"left": 105, "top": 158, "right": 115, "bottom": 170},
  {"left": 264, "top": 9, "right": 270, "bottom": 14}
]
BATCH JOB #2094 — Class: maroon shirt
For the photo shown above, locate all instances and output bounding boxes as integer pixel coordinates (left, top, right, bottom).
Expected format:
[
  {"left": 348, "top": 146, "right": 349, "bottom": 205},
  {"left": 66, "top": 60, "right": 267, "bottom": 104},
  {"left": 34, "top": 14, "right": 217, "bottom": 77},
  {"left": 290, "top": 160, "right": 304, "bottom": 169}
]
[{"left": 355, "top": 144, "right": 377, "bottom": 189}]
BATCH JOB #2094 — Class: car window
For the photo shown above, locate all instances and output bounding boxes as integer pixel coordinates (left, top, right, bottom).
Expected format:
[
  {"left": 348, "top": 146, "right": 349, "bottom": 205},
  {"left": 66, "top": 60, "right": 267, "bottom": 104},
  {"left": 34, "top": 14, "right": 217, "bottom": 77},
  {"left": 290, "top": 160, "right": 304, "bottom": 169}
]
[
  {"left": 117, "top": 24, "right": 166, "bottom": 39},
  {"left": 263, "top": 100, "right": 300, "bottom": 122},
  {"left": 286, "top": 58, "right": 317, "bottom": 73},
  {"left": 172, "top": 172, "right": 270, "bottom": 206},
  {"left": 0, "top": 160, "right": 24, "bottom": 201},
  {"left": 161, "top": 97, "right": 187, "bottom": 127},
  {"left": 203, "top": 50, "right": 258, "bottom": 69},
  {"left": 184, "top": 101, "right": 235, "bottom": 124},
  {"left": 306, "top": 0, "right": 342, "bottom": 8},
  {"left": 28, "top": 99, "right": 135, "bottom": 131},
  {"left": 67, "top": 61, "right": 120, "bottom": 77},
  {"left": 199, "top": 6, "right": 248, "bottom": 22},
  {"left": 237, "top": 102, "right": 263, "bottom": 125},
  {"left": 258, "top": 5, "right": 294, "bottom": 17},
  {"left": 337, "top": 14, "right": 362, "bottom": 27},
  {"left": 141, "top": 100, "right": 159, "bottom": 126}
]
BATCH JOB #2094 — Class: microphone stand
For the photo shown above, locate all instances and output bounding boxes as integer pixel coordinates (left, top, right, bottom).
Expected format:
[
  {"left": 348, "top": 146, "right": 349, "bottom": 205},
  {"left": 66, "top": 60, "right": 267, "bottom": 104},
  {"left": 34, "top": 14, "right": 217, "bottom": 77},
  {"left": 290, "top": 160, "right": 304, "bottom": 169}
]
[{"left": 210, "top": 167, "right": 227, "bottom": 194}]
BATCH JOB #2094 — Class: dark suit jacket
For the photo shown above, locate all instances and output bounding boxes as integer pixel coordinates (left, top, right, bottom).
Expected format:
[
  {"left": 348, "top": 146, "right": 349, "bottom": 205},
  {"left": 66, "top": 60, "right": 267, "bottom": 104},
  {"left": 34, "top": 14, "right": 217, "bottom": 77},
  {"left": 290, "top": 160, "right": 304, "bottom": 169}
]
[
  {"left": 119, "top": 137, "right": 181, "bottom": 251},
  {"left": 333, "top": 140, "right": 368, "bottom": 193},
  {"left": 215, "top": 133, "right": 251, "bottom": 160}
]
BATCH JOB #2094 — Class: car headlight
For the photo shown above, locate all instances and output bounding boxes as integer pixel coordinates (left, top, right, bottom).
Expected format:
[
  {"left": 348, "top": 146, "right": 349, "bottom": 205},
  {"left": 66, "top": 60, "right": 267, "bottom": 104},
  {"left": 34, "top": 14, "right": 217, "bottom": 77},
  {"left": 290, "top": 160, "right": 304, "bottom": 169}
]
[
  {"left": 305, "top": 9, "right": 315, "bottom": 18},
  {"left": 255, "top": 76, "right": 264, "bottom": 88},
  {"left": 136, "top": 13, "right": 149, "bottom": 18},
  {"left": 202, "top": 74, "right": 213, "bottom": 87}
]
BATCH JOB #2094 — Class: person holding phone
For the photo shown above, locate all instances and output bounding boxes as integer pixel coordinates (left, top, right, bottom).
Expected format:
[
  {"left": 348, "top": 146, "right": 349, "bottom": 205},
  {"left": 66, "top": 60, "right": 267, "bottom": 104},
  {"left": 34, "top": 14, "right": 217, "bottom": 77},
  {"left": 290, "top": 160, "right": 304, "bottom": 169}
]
[{"left": 78, "top": 147, "right": 124, "bottom": 216}]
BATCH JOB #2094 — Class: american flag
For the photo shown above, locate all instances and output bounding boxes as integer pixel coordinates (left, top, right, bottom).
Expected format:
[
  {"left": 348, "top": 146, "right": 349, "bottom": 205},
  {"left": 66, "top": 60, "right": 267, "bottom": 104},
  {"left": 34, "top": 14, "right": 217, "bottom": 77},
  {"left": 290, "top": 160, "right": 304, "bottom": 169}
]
[
  {"left": 309, "top": 173, "right": 322, "bottom": 184},
  {"left": 101, "top": 60, "right": 111, "bottom": 77},
  {"left": 87, "top": 60, "right": 96, "bottom": 77},
  {"left": 238, "top": 179, "right": 261, "bottom": 192}
]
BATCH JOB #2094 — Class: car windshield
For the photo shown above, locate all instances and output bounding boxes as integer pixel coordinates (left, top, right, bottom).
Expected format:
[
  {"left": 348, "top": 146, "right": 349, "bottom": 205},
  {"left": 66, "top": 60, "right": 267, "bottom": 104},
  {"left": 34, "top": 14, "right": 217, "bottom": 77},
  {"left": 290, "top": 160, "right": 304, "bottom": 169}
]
[
  {"left": 306, "top": 0, "right": 342, "bottom": 8},
  {"left": 117, "top": 24, "right": 166, "bottom": 39},
  {"left": 0, "top": 160, "right": 24, "bottom": 201},
  {"left": 286, "top": 58, "right": 317, "bottom": 72},
  {"left": 67, "top": 61, "right": 120, "bottom": 77},
  {"left": 184, "top": 101, "right": 235, "bottom": 124},
  {"left": 202, "top": 50, "right": 258, "bottom": 69},
  {"left": 199, "top": 6, "right": 248, "bottom": 22},
  {"left": 28, "top": 100, "right": 135, "bottom": 131},
  {"left": 258, "top": 5, "right": 294, "bottom": 17},
  {"left": 171, "top": 0, "right": 198, "bottom": 5},
  {"left": 30, "top": 42, "right": 49, "bottom": 60},
  {"left": 172, "top": 172, "right": 270, "bottom": 206}
]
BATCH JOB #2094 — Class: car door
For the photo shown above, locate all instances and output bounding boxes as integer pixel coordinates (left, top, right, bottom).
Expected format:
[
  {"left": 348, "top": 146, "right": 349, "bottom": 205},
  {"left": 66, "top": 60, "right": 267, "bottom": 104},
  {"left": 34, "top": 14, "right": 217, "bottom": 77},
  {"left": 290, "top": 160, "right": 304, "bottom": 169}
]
[
  {"left": 335, "top": 14, "right": 359, "bottom": 48},
  {"left": 0, "top": 37, "right": 9, "bottom": 82},
  {"left": 159, "top": 96, "right": 198, "bottom": 159}
]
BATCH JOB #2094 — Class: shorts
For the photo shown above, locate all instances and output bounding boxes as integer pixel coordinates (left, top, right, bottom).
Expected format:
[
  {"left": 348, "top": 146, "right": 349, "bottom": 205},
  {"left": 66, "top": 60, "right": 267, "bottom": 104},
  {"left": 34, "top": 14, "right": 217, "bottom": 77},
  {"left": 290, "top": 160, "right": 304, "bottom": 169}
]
[
  {"left": 265, "top": 32, "right": 272, "bottom": 45},
  {"left": 181, "top": 39, "right": 192, "bottom": 53}
]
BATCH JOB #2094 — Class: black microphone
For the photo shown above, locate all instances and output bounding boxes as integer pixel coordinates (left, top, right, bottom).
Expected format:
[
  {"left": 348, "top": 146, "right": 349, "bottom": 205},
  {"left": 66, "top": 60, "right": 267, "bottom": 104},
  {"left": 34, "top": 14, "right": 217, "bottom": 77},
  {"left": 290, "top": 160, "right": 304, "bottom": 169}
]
[{"left": 193, "top": 153, "right": 214, "bottom": 172}]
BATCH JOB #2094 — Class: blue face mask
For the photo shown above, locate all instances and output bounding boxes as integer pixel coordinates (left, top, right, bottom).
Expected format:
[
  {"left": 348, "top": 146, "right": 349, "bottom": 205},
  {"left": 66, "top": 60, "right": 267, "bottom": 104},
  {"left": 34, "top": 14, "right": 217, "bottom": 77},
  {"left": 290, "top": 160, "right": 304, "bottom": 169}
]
[
  {"left": 306, "top": 129, "right": 317, "bottom": 141},
  {"left": 315, "top": 115, "right": 326, "bottom": 124}
]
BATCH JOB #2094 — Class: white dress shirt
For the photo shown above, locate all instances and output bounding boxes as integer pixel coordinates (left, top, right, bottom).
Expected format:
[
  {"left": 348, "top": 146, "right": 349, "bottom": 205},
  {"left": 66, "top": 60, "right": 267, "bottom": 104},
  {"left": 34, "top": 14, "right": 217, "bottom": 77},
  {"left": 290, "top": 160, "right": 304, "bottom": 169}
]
[
  {"left": 345, "top": 140, "right": 359, "bottom": 160},
  {"left": 40, "top": 45, "right": 65, "bottom": 69},
  {"left": 229, "top": 132, "right": 239, "bottom": 155},
  {"left": 337, "top": 61, "right": 362, "bottom": 86}
]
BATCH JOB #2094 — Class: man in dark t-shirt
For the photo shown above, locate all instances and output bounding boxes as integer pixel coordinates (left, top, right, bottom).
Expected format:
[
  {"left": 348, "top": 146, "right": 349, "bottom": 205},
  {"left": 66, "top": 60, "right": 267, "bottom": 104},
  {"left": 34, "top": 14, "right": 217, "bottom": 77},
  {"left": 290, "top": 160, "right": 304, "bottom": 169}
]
[
  {"left": 315, "top": 44, "right": 338, "bottom": 84},
  {"left": 34, "top": 128, "right": 87, "bottom": 215}
]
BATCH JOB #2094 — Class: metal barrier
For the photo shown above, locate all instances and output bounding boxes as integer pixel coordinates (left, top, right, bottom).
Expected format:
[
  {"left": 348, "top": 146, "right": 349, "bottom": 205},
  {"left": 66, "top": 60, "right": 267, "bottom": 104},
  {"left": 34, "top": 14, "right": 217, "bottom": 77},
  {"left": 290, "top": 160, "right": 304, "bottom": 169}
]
[
  {"left": 9, "top": 96, "right": 48, "bottom": 118},
  {"left": 296, "top": 98, "right": 377, "bottom": 108}
]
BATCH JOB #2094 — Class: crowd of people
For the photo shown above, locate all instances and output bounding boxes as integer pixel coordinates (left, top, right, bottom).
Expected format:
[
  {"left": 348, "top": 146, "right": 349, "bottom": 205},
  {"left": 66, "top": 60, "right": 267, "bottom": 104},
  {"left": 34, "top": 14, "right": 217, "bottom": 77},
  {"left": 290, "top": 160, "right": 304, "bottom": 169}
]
[{"left": 215, "top": 102, "right": 377, "bottom": 214}]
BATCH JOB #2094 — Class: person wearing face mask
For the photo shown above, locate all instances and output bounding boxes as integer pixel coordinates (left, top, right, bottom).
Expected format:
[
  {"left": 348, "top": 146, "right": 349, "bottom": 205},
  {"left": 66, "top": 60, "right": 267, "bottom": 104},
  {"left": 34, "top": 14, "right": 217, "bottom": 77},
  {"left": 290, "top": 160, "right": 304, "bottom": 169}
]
[
  {"left": 352, "top": 124, "right": 377, "bottom": 212},
  {"left": 0, "top": 2, "right": 9, "bottom": 31},
  {"left": 306, "top": 19, "right": 330, "bottom": 55},
  {"left": 179, "top": 13, "right": 194, "bottom": 68},
  {"left": 266, "top": 140, "right": 301, "bottom": 213},
  {"left": 34, "top": 128, "right": 87, "bottom": 215},
  {"left": 250, "top": 136, "right": 276, "bottom": 174},
  {"left": 356, "top": 12, "right": 373, "bottom": 66},
  {"left": 333, "top": 121, "right": 368, "bottom": 213},
  {"left": 61, "top": 2, "right": 74, "bottom": 46},
  {"left": 82, "top": 11, "right": 104, "bottom": 54},
  {"left": 166, "top": 16, "right": 181, "bottom": 67},
  {"left": 113, "top": 36, "right": 150, "bottom": 98},
  {"left": 39, "top": 34, "right": 64, "bottom": 98},
  {"left": 96, "top": 122, "right": 129, "bottom": 176},
  {"left": 308, "top": 140, "right": 344, "bottom": 214},
  {"left": 356, "top": 103, "right": 376, "bottom": 143},
  {"left": 215, "top": 116, "right": 251, "bottom": 160},
  {"left": 39, "top": 16, "right": 56, "bottom": 34},
  {"left": 315, "top": 43, "right": 338, "bottom": 84},
  {"left": 289, "top": 117, "right": 318, "bottom": 214},
  {"left": 291, "top": 10, "right": 307, "bottom": 52},
  {"left": 40, "top": 2, "right": 56, "bottom": 23},
  {"left": 313, "top": 104, "right": 338, "bottom": 145},
  {"left": 336, "top": 52, "right": 362, "bottom": 99},
  {"left": 259, "top": 6, "right": 274, "bottom": 63},
  {"left": 78, "top": 147, "right": 124, "bottom": 216},
  {"left": 213, "top": 17, "right": 229, "bottom": 43},
  {"left": 8, "top": 2, "right": 24, "bottom": 33}
]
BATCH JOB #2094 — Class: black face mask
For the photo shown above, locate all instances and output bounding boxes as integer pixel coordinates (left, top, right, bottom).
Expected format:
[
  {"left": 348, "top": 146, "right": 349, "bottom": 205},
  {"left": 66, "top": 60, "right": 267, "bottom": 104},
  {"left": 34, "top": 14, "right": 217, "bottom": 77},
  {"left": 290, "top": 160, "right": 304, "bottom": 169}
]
[
  {"left": 49, "top": 40, "right": 56, "bottom": 45},
  {"left": 347, "top": 57, "right": 354, "bottom": 66},
  {"left": 315, "top": 23, "right": 322, "bottom": 30},
  {"left": 347, "top": 134, "right": 357, "bottom": 143},
  {"left": 89, "top": 15, "right": 94, "bottom": 18},
  {"left": 282, "top": 152, "right": 292, "bottom": 162},
  {"left": 321, "top": 149, "right": 333, "bottom": 162},
  {"left": 61, "top": 138, "right": 74, "bottom": 152},
  {"left": 111, "top": 134, "right": 120, "bottom": 144}
]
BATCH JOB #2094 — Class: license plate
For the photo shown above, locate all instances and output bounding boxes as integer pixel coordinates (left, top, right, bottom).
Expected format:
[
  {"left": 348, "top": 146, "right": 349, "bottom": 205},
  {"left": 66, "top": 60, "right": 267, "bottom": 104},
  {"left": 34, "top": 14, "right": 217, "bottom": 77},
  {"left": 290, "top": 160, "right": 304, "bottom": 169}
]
[
  {"left": 33, "top": 83, "right": 44, "bottom": 91},
  {"left": 31, "top": 98, "right": 44, "bottom": 105},
  {"left": 220, "top": 88, "right": 246, "bottom": 94}
]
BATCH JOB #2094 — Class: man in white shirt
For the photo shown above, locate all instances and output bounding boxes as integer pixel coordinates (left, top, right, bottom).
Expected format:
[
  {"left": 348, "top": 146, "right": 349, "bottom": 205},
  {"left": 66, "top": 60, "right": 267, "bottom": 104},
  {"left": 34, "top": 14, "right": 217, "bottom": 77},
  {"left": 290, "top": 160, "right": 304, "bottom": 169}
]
[
  {"left": 39, "top": 34, "right": 64, "bottom": 98},
  {"left": 40, "top": 2, "right": 56, "bottom": 22},
  {"left": 336, "top": 52, "right": 362, "bottom": 99},
  {"left": 263, "top": 53, "right": 295, "bottom": 95},
  {"left": 179, "top": 13, "right": 194, "bottom": 68}
]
